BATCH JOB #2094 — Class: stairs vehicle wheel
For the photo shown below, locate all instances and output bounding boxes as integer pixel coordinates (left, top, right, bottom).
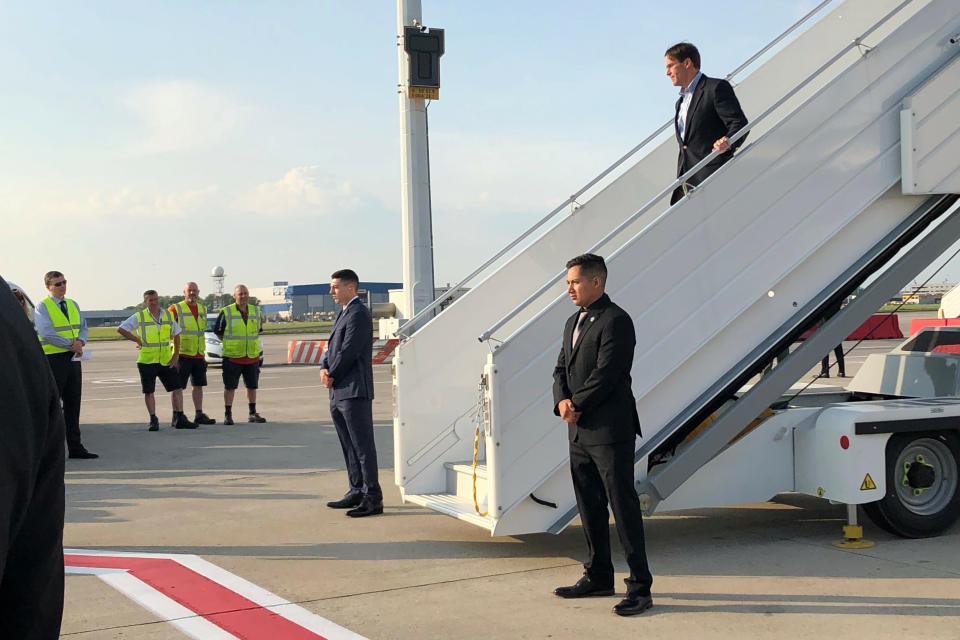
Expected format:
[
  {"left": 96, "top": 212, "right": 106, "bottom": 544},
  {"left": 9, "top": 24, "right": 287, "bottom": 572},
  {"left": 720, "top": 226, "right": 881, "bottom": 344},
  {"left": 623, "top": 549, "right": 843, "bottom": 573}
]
[{"left": 863, "top": 431, "right": 960, "bottom": 538}]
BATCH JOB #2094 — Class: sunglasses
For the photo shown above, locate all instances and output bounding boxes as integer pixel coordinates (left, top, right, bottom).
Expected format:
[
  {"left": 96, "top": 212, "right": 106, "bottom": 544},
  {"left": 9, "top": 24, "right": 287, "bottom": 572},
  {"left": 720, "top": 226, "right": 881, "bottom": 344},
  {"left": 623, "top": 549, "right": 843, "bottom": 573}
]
[{"left": 51, "top": 280, "right": 66, "bottom": 287}]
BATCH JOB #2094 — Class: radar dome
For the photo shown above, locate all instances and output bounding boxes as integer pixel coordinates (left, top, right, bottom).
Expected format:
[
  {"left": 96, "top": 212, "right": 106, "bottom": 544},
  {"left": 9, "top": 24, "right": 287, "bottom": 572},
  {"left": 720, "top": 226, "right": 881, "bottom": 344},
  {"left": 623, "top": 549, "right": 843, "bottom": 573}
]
[{"left": 211, "top": 266, "right": 225, "bottom": 277}]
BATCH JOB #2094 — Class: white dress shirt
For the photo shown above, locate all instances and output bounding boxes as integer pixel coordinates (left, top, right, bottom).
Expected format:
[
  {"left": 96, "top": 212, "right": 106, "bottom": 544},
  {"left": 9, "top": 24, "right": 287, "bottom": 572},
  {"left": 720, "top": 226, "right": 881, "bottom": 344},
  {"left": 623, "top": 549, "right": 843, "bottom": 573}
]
[{"left": 677, "top": 70, "right": 703, "bottom": 141}]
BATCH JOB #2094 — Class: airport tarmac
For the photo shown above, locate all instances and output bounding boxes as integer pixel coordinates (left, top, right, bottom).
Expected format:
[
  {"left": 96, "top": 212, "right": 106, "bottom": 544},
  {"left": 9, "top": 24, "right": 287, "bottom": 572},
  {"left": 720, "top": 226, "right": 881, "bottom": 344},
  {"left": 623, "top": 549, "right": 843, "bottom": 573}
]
[{"left": 61, "top": 332, "right": 960, "bottom": 639}]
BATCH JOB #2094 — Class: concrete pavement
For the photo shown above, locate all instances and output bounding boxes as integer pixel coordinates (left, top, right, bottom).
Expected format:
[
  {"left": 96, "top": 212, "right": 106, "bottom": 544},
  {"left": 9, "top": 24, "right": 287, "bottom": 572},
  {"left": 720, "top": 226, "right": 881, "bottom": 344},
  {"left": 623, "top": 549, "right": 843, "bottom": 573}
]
[{"left": 61, "top": 332, "right": 960, "bottom": 639}]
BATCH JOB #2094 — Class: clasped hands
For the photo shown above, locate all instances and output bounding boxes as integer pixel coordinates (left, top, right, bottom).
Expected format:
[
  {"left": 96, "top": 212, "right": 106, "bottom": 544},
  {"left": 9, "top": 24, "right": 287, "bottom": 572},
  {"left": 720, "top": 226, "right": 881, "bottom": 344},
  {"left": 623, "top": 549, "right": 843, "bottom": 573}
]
[
  {"left": 557, "top": 398, "right": 581, "bottom": 424},
  {"left": 69, "top": 339, "right": 84, "bottom": 357},
  {"left": 319, "top": 368, "right": 335, "bottom": 389}
]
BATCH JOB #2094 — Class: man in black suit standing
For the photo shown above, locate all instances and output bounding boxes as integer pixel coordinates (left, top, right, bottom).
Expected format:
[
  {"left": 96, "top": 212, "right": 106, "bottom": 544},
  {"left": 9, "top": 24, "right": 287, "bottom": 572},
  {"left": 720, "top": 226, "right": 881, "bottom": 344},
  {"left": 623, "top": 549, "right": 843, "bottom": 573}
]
[
  {"left": 320, "top": 269, "right": 382, "bottom": 517},
  {"left": 552, "top": 254, "right": 653, "bottom": 616},
  {"left": 0, "top": 275, "right": 65, "bottom": 638},
  {"left": 666, "top": 42, "right": 748, "bottom": 205}
]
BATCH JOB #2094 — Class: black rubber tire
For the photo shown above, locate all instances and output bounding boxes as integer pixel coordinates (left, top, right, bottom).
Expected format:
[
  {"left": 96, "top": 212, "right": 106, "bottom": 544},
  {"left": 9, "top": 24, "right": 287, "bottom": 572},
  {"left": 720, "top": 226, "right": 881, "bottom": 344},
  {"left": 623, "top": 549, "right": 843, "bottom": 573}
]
[{"left": 863, "top": 430, "right": 960, "bottom": 538}]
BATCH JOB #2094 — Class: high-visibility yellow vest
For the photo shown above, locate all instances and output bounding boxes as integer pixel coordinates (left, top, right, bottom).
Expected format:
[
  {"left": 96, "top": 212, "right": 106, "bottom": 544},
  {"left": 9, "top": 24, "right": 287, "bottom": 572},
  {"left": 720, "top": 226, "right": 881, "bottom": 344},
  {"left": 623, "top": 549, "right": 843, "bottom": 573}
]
[
  {"left": 40, "top": 297, "right": 81, "bottom": 355},
  {"left": 136, "top": 308, "right": 174, "bottom": 365},
  {"left": 174, "top": 301, "right": 206, "bottom": 357},
  {"left": 221, "top": 303, "right": 261, "bottom": 359}
]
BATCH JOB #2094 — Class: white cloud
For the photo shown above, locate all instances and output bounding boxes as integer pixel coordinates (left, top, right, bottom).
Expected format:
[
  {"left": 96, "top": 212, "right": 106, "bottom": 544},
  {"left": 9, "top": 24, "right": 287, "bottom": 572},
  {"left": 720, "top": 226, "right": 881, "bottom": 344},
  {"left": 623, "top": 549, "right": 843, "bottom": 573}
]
[
  {"left": 0, "top": 181, "right": 220, "bottom": 221},
  {"left": 233, "top": 166, "right": 372, "bottom": 217},
  {"left": 122, "top": 80, "right": 245, "bottom": 154}
]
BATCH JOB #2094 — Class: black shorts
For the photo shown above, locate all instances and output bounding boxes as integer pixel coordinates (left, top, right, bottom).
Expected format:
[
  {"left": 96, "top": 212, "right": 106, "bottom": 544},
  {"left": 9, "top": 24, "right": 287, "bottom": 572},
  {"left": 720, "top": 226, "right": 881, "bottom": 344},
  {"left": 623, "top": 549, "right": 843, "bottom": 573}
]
[
  {"left": 222, "top": 360, "right": 259, "bottom": 391},
  {"left": 177, "top": 356, "right": 208, "bottom": 388},
  {"left": 137, "top": 363, "right": 183, "bottom": 395}
]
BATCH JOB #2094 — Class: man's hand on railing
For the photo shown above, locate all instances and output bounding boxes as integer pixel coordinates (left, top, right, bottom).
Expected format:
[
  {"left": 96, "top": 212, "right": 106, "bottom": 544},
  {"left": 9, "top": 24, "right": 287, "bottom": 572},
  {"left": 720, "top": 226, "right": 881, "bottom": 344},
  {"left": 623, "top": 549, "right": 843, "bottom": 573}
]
[{"left": 713, "top": 136, "right": 732, "bottom": 153}]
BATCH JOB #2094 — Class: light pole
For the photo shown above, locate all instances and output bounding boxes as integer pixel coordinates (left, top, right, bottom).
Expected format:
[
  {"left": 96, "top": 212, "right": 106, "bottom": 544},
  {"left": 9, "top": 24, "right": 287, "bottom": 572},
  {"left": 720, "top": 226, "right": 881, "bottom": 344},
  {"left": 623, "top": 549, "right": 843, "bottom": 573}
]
[{"left": 396, "top": 0, "right": 437, "bottom": 321}]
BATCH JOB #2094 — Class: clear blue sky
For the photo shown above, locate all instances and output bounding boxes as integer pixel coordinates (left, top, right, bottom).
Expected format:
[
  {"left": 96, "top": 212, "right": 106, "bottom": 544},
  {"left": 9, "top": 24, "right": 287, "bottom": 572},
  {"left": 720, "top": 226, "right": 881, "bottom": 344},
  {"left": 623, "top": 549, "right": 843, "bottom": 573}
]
[{"left": 11, "top": 1, "right": 950, "bottom": 308}]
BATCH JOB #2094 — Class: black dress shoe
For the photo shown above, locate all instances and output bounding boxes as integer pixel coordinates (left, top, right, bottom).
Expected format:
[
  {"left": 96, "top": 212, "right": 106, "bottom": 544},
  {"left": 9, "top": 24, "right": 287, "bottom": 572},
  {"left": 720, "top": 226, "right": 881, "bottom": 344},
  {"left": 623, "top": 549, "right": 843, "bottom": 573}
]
[
  {"left": 174, "top": 414, "right": 198, "bottom": 429},
  {"left": 223, "top": 414, "right": 235, "bottom": 425},
  {"left": 68, "top": 449, "right": 99, "bottom": 460},
  {"left": 326, "top": 493, "right": 364, "bottom": 509},
  {"left": 346, "top": 498, "right": 384, "bottom": 517},
  {"left": 554, "top": 576, "right": 615, "bottom": 599},
  {"left": 613, "top": 593, "right": 653, "bottom": 616},
  {"left": 148, "top": 416, "right": 160, "bottom": 432},
  {"left": 195, "top": 412, "right": 216, "bottom": 425}
]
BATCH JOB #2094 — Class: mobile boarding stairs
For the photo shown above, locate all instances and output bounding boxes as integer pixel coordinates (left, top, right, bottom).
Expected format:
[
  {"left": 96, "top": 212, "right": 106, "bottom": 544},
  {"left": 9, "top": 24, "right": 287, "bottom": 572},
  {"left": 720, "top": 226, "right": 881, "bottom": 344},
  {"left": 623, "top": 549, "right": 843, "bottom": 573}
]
[{"left": 393, "top": 0, "right": 960, "bottom": 538}]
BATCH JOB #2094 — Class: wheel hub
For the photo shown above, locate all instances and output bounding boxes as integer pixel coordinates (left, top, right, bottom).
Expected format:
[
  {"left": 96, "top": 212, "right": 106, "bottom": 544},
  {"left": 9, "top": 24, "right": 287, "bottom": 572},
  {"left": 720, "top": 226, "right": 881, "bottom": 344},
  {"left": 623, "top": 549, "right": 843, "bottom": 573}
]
[
  {"left": 895, "top": 439, "right": 958, "bottom": 516},
  {"left": 903, "top": 455, "right": 936, "bottom": 496}
]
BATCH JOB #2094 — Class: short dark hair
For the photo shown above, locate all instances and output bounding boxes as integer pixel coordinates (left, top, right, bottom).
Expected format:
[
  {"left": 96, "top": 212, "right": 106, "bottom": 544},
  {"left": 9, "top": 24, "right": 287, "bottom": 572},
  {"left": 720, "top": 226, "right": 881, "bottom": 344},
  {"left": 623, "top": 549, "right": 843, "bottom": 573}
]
[
  {"left": 665, "top": 42, "right": 700, "bottom": 69},
  {"left": 143, "top": 289, "right": 158, "bottom": 299},
  {"left": 44, "top": 270, "right": 64, "bottom": 286},
  {"left": 565, "top": 254, "right": 607, "bottom": 284},
  {"left": 331, "top": 269, "right": 359, "bottom": 287}
]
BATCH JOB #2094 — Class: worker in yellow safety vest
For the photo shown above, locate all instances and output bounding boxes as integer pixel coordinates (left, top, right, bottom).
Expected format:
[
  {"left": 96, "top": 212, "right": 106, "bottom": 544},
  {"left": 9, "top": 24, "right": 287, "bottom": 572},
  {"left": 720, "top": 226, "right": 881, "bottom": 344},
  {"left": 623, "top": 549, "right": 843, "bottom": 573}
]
[
  {"left": 169, "top": 282, "right": 216, "bottom": 425},
  {"left": 117, "top": 289, "right": 196, "bottom": 431},
  {"left": 213, "top": 284, "right": 266, "bottom": 424},
  {"left": 33, "top": 269, "right": 98, "bottom": 458}
]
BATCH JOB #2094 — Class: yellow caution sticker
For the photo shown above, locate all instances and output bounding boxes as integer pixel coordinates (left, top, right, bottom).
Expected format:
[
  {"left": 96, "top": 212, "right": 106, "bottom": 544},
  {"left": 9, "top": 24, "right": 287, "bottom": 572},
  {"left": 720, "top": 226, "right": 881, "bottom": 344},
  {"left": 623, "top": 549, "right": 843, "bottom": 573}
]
[{"left": 860, "top": 473, "right": 877, "bottom": 491}]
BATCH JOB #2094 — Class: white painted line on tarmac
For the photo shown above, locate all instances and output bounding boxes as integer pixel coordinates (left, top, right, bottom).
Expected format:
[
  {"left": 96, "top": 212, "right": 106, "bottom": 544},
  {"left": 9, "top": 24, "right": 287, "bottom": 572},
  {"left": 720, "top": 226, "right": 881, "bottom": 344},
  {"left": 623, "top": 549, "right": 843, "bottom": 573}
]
[
  {"left": 65, "top": 549, "right": 368, "bottom": 640},
  {"left": 99, "top": 572, "right": 238, "bottom": 640}
]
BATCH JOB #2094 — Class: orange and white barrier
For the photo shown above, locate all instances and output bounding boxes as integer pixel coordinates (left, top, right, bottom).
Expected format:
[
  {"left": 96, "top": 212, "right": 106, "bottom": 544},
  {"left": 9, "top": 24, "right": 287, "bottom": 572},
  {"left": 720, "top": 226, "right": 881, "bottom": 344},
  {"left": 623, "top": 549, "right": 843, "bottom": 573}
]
[
  {"left": 286, "top": 340, "right": 326, "bottom": 364},
  {"left": 372, "top": 338, "right": 400, "bottom": 364},
  {"left": 286, "top": 338, "right": 399, "bottom": 365}
]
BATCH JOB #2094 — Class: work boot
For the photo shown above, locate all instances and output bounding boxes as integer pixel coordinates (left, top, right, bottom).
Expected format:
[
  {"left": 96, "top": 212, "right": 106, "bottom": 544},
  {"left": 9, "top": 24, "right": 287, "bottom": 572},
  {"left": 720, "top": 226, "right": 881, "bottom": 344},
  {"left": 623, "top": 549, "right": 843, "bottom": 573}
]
[
  {"left": 195, "top": 412, "right": 216, "bottom": 425},
  {"left": 248, "top": 412, "right": 267, "bottom": 423},
  {"left": 148, "top": 415, "right": 160, "bottom": 432},
  {"left": 174, "top": 413, "right": 198, "bottom": 429}
]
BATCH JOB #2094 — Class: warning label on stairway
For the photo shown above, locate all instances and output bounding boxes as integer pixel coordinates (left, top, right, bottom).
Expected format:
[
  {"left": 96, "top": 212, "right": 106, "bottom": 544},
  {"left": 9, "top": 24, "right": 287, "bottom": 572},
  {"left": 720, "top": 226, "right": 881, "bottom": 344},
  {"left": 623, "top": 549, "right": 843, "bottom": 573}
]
[{"left": 860, "top": 473, "right": 877, "bottom": 491}]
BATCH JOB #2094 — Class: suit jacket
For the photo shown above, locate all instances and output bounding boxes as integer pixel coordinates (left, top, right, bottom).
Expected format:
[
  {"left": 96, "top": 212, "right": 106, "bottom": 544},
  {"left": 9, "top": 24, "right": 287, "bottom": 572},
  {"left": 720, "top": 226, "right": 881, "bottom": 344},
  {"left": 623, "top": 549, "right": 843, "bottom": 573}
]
[
  {"left": 319, "top": 298, "right": 374, "bottom": 401},
  {"left": 674, "top": 74, "right": 748, "bottom": 201},
  {"left": 552, "top": 293, "right": 641, "bottom": 445}
]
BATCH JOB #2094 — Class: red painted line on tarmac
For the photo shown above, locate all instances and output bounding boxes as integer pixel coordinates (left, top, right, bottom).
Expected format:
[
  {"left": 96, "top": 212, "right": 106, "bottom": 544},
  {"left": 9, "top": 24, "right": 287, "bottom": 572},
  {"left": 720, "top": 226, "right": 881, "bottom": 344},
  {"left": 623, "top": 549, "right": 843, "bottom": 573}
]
[{"left": 65, "top": 554, "right": 327, "bottom": 640}]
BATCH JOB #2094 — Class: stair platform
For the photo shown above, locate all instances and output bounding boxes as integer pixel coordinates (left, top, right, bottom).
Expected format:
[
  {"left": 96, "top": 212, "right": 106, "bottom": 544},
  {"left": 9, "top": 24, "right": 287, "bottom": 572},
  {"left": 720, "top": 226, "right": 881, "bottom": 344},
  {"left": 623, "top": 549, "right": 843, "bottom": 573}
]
[{"left": 403, "top": 492, "right": 494, "bottom": 531}]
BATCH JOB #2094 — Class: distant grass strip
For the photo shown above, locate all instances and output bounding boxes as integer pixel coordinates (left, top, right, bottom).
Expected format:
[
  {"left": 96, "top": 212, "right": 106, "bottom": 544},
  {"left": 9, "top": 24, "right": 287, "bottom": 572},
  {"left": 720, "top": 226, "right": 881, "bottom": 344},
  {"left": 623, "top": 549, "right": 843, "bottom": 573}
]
[
  {"left": 877, "top": 303, "right": 940, "bottom": 312},
  {"left": 86, "top": 321, "right": 334, "bottom": 342}
]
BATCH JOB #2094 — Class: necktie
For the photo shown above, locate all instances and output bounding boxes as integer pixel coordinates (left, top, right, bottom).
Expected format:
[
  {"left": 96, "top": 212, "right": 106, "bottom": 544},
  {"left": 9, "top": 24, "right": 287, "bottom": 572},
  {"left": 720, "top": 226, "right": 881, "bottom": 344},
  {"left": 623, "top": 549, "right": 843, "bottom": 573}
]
[
  {"left": 59, "top": 300, "right": 68, "bottom": 316},
  {"left": 675, "top": 96, "right": 683, "bottom": 139},
  {"left": 572, "top": 311, "right": 588, "bottom": 349}
]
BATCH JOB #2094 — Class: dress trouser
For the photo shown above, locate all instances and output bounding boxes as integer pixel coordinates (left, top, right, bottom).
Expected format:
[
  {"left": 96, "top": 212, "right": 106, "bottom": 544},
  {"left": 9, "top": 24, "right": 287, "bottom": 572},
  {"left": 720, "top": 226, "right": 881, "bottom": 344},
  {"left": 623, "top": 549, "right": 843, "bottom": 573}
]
[
  {"left": 569, "top": 438, "right": 653, "bottom": 595},
  {"left": 330, "top": 396, "right": 382, "bottom": 501},
  {"left": 821, "top": 344, "right": 845, "bottom": 375},
  {"left": 46, "top": 352, "right": 84, "bottom": 453}
]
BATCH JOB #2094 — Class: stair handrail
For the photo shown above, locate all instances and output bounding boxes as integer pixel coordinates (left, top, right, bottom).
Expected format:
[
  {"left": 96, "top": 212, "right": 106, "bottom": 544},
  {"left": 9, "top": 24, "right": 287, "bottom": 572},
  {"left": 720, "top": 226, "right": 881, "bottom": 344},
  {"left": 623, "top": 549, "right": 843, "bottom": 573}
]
[
  {"left": 396, "top": 0, "right": 836, "bottom": 339},
  {"left": 478, "top": 0, "right": 913, "bottom": 344}
]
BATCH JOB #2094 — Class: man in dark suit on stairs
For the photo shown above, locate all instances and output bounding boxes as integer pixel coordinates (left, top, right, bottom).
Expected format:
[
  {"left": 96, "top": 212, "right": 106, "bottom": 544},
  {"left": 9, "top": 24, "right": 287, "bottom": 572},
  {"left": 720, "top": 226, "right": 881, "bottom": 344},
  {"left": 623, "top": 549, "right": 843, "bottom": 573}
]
[
  {"left": 551, "top": 254, "right": 653, "bottom": 616},
  {"left": 320, "top": 269, "right": 382, "bottom": 517},
  {"left": 666, "top": 41, "right": 749, "bottom": 205}
]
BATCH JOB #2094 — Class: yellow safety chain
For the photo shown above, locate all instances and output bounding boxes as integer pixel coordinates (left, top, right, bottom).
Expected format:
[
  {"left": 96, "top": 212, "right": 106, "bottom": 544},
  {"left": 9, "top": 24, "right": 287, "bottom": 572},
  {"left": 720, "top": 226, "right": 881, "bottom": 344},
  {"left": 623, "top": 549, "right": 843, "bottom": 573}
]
[
  {"left": 472, "top": 424, "right": 487, "bottom": 516},
  {"left": 472, "top": 374, "right": 488, "bottom": 516}
]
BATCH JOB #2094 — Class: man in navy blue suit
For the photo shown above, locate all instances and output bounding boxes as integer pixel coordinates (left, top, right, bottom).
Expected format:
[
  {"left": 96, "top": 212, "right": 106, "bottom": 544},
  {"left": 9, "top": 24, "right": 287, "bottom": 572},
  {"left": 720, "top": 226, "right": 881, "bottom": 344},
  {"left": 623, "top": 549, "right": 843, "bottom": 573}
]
[{"left": 319, "top": 269, "right": 382, "bottom": 517}]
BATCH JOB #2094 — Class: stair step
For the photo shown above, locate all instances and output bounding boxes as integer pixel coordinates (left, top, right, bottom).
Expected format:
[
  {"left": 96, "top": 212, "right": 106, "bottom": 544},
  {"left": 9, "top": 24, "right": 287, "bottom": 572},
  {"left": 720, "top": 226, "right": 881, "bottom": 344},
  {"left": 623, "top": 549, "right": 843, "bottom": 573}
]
[
  {"left": 403, "top": 493, "right": 494, "bottom": 530},
  {"left": 444, "top": 461, "right": 488, "bottom": 502},
  {"left": 445, "top": 461, "right": 487, "bottom": 478}
]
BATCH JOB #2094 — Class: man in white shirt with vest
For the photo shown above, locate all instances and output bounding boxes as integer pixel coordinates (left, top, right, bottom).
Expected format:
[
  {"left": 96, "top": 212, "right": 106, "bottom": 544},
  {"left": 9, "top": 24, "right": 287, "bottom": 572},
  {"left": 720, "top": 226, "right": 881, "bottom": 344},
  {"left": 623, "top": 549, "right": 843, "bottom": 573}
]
[
  {"left": 117, "top": 290, "right": 196, "bottom": 432},
  {"left": 34, "top": 269, "right": 98, "bottom": 459},
  {"left": 168, "top": 282, "right": 216, "bottom": 425}
]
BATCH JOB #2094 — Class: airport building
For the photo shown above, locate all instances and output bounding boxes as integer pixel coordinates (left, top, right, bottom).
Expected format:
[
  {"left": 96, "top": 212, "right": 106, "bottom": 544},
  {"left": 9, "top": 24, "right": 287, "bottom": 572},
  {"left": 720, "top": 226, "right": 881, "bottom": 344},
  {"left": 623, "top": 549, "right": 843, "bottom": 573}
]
[
  {"left": 286, "top": 282, "right": 402, "bottom": 320},
  {"left": 248, "top": 282, "right": 294, "bottom": 321}
]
